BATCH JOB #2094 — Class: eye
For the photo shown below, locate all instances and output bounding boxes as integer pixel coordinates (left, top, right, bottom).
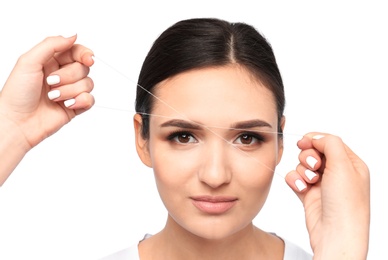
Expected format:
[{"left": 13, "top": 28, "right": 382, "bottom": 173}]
[
  {"left": 234, "top": 132, "right": 264, "bottom": 145},
  {"left": 168, "top": 131, "right": 197, "bottom": 144}
]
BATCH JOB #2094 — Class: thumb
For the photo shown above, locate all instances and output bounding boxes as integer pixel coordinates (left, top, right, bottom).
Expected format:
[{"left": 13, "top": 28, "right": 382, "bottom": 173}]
[
  {"left": 309, "top": 134, "right": 350, "bottom": 163},
  {"left": 18, "top": 35, "right": 77, "bottom": 70}
]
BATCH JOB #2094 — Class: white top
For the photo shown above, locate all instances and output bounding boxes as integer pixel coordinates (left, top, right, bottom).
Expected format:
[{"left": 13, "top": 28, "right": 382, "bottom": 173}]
[{"left": 100, "top": 234, "right": 312, "bottom": 260}]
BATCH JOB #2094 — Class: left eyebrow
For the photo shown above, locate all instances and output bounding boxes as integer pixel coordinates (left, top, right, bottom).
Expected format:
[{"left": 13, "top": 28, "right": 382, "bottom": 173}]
[
  {"left": 229, "top": 119, "right": 273, "bottom": 130},
  {"left": 160, "top": 119, "right": 203, "bottom": 130}
]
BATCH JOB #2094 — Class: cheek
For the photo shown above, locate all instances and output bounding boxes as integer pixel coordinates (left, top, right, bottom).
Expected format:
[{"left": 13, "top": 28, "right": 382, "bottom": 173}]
[
  {"left": 235, "top": 152, "right": 277, "bottom": 186},
  {"left": 231, "top": 146, "right": 278, "bottom": 209},
  {"left": 149, "top": 142, "right": 200, "bottom": 205},
  {"left": 232, "top": 138, "right": 278, "bottom": 178},
  {"left": 151, "top": 144, "right": 200, "bottom": 180}
]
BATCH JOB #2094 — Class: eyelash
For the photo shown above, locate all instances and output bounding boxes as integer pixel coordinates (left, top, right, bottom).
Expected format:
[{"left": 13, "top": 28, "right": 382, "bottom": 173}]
[
  {"left": 167, "top": 131, "right": 198, "bottom": 144},
  {"left": 166, "top": 130, "right": 265, "bottom": 145},
  {"left": 234, "top": 132, "right": 266, "bottom": 146}
]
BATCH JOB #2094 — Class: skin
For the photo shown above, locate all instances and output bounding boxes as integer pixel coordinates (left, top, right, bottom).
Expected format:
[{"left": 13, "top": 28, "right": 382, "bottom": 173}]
[
  {"left": 0, "top": 35, "right": 94, "bottom": 185},
  {"left": 289, "top": 134, "right": 370, "bottom": 259},
  {"left": 1, "top": 35, "right": 370, "bottom": 259},
  {"left": 134, "top": 65, "right": 286, "bottom": 259}
]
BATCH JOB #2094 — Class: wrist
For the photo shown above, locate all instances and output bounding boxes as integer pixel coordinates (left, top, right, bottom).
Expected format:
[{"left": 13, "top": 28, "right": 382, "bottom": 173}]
[
  {"left": 0, "top": 111, "right": 31, "bottom": 186},
  {"left": 313, "top": 229, "right": 369, "bottom": 260},
  {"left": 0, "top": 109, "right": 32, "bottom": 149}
]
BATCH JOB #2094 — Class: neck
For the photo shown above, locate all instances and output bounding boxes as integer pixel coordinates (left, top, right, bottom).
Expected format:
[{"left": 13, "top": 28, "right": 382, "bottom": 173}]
[{"left": 139, "top": 215, "right": 284, "bottom": 260}]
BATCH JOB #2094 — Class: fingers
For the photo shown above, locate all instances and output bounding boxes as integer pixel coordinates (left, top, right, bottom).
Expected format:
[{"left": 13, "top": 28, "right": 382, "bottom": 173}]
[
  {"left": 285, "top": 157, "right": 321, "bottom": 197},
  {"left": 66, "top": 92, "right": 95, "bottom": 115},
  {"left": 298, "top": 133, "right": 366, "bottom": 176},
  {"left": 47, "top": 79, "right": 94, "bottom": 113},
  {"left": 298, "top": 133, "right": 347, "bottom": 162},
  {"left": 42, "top": 36, "right": 95, "bottom": 114},
  {"left": 286, "top": 132, "right": 369, "bottom": 197},
  {"left": 46, "top": 61, "right": 90, "bottom": 86},
  {"left": 285, "top": 133, "right": 327, "bottom": 198},
  {"left": 47, "top": 77, "right": 94, "bottom": 101},
  {"left": 18, "top": 35, "right": 78, "bottom": 69},
  {"left": 46, "top": 61, "right": 95, "bottom": 113},
  {"left": 54, "top": 43, "right": 94, "bottom": 67},
  {"left": 17, "top": 35, "right": 94, "bottom": 72},
  {"left": 285, "top": 170, "right": 308, "bottom": 201}
]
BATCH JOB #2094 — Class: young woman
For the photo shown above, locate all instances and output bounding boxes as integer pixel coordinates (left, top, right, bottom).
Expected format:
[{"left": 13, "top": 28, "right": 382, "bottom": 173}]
[{"left": 0, "top": 18, "right": 370, "bottom": 259}]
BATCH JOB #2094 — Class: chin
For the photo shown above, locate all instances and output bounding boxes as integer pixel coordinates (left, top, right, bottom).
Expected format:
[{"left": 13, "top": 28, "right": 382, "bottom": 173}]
[{"left": 178, "top": 217, "right": 252, "bottom": 241}]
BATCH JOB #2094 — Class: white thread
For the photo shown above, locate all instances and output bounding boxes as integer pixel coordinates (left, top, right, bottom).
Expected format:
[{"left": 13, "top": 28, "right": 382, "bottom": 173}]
[{"left": 93, "top": 56, "right": 302, "bottom": 179}]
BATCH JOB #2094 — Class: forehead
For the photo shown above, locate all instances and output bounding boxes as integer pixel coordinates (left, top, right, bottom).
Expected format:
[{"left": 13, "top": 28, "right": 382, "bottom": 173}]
[{"left": 152, "top": 65, "right": 278, "bottom": 127}]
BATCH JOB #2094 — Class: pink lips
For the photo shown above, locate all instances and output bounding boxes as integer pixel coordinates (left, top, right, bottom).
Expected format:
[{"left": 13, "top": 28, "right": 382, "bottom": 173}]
[{"left": 191, "top": 196, "right": 238, "bottom": 214}]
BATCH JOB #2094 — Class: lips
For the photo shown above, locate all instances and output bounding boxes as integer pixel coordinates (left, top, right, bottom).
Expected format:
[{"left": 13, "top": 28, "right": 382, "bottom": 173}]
[{"left": 191, "top": 195, "right": 238, "bottom": 214}]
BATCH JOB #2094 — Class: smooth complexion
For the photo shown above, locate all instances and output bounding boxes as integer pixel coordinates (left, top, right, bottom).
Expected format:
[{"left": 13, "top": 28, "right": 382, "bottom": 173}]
[{"left": 134, "top": 64, "right": 286, "bottom": 259}]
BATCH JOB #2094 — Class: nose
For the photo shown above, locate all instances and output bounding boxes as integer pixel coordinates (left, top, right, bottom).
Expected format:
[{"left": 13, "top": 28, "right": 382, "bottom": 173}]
[{"left": 198, "top": 140, "right": 232, "bottom": 189}]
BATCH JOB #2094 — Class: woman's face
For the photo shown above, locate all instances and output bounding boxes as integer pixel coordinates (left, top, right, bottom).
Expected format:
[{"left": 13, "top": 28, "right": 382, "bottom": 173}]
[{"left": 135, "top": 65, "right": 284, "bottom": 240}]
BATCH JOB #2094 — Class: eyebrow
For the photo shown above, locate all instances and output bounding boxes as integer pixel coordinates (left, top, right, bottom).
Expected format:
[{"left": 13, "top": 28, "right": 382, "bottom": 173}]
[
  {"left": 160, "top": 119, "right": 272, "bottom": 130},
  {"left": 160, "top": 119, "right": 203, "bottom": 130},
  {"left": 230, "top": 119, "right": 273, "bottom": 130}
]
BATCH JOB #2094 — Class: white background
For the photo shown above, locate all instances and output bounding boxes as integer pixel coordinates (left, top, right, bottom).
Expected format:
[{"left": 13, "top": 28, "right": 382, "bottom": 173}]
[{"left": 0, "top": 1, "right": 386, "bottom": 259}]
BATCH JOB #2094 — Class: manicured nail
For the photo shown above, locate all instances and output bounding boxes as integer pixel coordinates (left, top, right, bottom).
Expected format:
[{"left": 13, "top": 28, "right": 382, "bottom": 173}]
[
  {"left": 64, "top": 99, "right": 76, "bottom": 107},
  {"left": 306, "top": 156, "right": 318, "bottom": 169},
  {"left": 46, "top": 75, "right": 60, "bottom": 85},
  {"left": 295, "top": 179, "right": 307, "bottom": 191},
  {"left": 313, "top": 135, "right": 325, "bottom": 140},
  {"left": 48, "top": 89, "right": 61, "bottom": 100},
  {"left": 61, "top": 33, "right": 77, "bottom": 38},
  {"left": 305, "top": 169, "right": 317, "bottom": 181},
  {"left": 89, "top": 55, "right": 95, "bottom": 64}
]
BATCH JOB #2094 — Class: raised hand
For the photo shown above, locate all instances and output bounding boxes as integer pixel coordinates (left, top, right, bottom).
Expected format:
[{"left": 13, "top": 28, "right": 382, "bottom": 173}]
[
  {"left": 286, "top": 133, "right": 370, "bottom": 259},
  {"left": 0, "top": 35, "right": 94, "bottom": 185}
]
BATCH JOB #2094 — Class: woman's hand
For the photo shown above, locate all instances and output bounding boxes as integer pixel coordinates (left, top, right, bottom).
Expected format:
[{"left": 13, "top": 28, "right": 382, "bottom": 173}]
[
  {"left": 285, "top": 133, "right": 370, "bottom": 259},
  {"left": 1, "top": 34, "right": 94, "bottom": 147},
  {"left": 0, "top": 35, "right": 94, "bottom": 185}
]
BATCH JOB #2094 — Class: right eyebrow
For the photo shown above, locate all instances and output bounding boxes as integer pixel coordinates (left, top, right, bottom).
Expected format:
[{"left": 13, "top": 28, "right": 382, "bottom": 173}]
[{"left": 160, "top": 119, "right": 203, "bottom": 130}]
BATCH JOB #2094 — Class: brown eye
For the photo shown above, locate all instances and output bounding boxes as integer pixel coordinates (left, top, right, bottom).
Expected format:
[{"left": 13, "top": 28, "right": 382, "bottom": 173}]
[
  {"left": 234, "top": 132, "right": 264, "bottom": 146},
  {"left": 168, "top": 132, "right": 197, "bottom": 144},
  {"left": 177, "top": 134, "right": 192, "bottom": 143},
  {"left": 240, "top": 134, "right": 253, "bottom": 145}
]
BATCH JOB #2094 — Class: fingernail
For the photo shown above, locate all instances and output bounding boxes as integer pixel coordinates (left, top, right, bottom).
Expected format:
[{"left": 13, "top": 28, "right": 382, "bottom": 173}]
[
  {"left": 46, "top": 75, "right": 60, "bottom": 85},
  {"left": 305, "top": 169, "right": 317, "bottom": 181},
  {"left": 90, "top": 55, "right": 95, "bottom": 65},
  {"left": 48, "top": 89, "right": 61, "bottom": 100},
  {"left": 313, "top": 135, "right": 325, "bottom": 140},
  {"left": 306, "top": 156, "right": 318, "bottom": 169},
  {"left": 61, "top": 33, "right": 77, "bottom": 38},
  {"left": 64, "top": 99, "right": 76, "bottom": 107},
  {"left": 295, "top": 179, "right": 307, "bottom": 191}
]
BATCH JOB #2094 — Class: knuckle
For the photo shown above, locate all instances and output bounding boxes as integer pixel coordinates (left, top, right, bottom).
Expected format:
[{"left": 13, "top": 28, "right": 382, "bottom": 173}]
[
  {"left": 80, "top": 93, "right": 95, "bottom": 109},
  {"left": 327, "top": 134, "right": 343, "bottom": 146},
  {"left": 86, "top": 77, "right": 94, "bottom": 91},
  {"left": 86, "top": 95, "right": 95, "bottom": 108},
  {"left": 42, "top": 36, "right": 56, "bottom": 44},
  {"left": 17, "top": 53, "right": 29, "bottom": 65}
]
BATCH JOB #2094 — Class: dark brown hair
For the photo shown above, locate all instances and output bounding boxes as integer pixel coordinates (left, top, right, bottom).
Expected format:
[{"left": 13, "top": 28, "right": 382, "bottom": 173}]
[{"left": 135, "top": 18, "right": 285, "bottom": 138}]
